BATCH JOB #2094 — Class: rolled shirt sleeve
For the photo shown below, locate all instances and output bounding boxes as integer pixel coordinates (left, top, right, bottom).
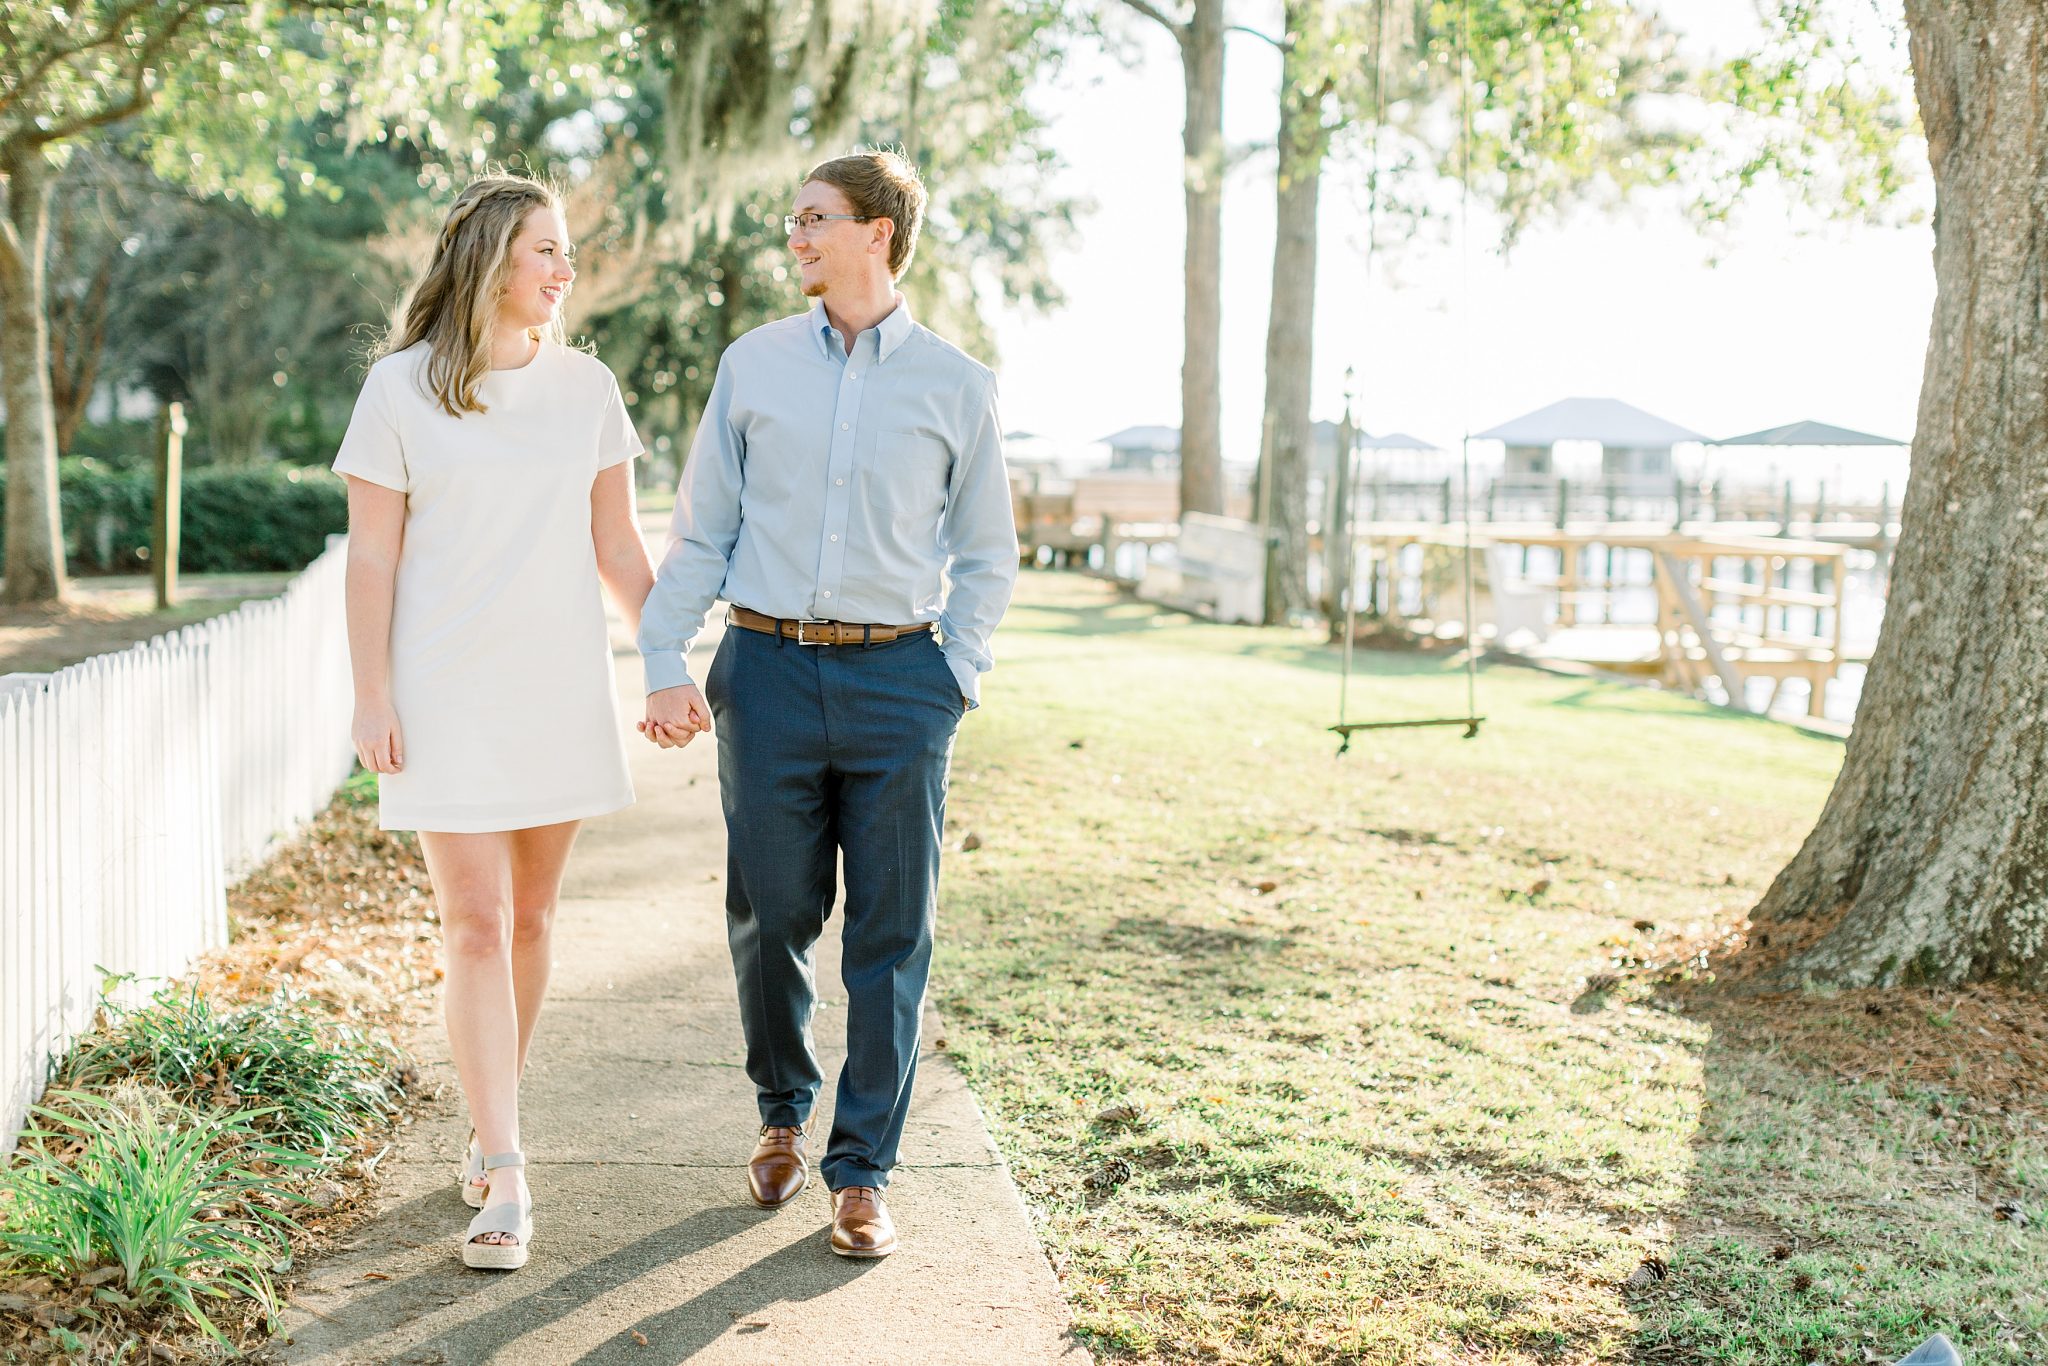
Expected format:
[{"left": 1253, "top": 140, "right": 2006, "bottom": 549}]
[
  {"left": 937, "top": 375, "right": 1019, "bottom": 709},
  {"left": 637, "top": 357, "right": 744, "bottom": 693}
]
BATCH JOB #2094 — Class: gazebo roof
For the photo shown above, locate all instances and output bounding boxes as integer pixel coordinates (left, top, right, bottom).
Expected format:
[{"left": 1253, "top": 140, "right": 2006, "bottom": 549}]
[
  {"left": 1710, "top": 419, "right": 1906, "bottom": 447},
  {"left": 1475, "top": 397, "right": 1708, "bottom": 447},
  {"left": 1313, "top": 420, "right": 1440, "bottom": 452},
  {"left": 1097, "top": 424, "right": 1180, "bottom": 449},
  {"left": 1358, "top": 430, "right": 1439, "bottom": 451}
]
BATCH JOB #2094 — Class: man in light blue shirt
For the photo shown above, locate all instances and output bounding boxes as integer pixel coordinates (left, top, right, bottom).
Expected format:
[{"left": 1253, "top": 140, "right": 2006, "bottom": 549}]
[{"left": 638, "top": 151, "right": 1016, "bottom": 1259}]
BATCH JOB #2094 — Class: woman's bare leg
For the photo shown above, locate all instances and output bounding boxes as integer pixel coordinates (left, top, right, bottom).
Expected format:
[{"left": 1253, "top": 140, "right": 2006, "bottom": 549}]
[
  {"left": 508, "top": 820, "right": 581, "bottom": 1076},
  {"left": 419, "top": 829, "right": 528, "bottom": 1246}
]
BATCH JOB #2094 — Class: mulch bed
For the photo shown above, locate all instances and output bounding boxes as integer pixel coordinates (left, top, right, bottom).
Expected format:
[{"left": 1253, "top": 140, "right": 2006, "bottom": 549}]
[{"left": 0, "top": 784, "right": 442, "bottom": 1362}]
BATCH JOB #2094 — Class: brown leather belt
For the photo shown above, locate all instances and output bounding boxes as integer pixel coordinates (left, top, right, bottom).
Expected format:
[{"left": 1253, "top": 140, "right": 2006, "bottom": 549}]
[{"left": 727, "top": 606, "right": 933, "bottom": 646}]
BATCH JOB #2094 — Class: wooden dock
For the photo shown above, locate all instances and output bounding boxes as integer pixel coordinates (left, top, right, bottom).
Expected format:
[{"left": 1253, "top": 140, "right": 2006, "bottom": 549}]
[
  {"left": 1006, "top": 473, "right": 1884, "bottom": 721},
  {"left": 1349, "top": 521, "right": 1864, "bottom": 718}
]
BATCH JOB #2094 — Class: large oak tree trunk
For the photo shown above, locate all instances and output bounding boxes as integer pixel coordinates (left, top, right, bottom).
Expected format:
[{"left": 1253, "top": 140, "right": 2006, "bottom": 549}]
[
  {"left": 1749, "top": 0, "right": 2048, "bottom": 990},
  {"left": 1178, "top": 0, "right": 1226, "bottom": 518},
  {"left": 1257, "top": 0, "right": 1325, "bottom": 624},
  {"left": 1, "top": 153, "right": 70, "bottom": 608}
]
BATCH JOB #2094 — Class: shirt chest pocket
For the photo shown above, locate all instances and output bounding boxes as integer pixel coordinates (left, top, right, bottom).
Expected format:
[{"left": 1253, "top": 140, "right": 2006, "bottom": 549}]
[{"left": 863, "top": 430, "right": 951, "bottom": 518}]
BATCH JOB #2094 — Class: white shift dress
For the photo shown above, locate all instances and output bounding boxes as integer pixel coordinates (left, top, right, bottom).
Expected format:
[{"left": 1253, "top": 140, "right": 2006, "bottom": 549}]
[{"left": 333, "top": 340, "right": 642, "bottom": 833}]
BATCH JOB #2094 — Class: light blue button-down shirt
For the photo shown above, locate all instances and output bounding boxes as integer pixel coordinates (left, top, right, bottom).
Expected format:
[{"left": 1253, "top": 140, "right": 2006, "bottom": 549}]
[{"left": 639, "top": 296, "right": 1018, "bottom": 706}]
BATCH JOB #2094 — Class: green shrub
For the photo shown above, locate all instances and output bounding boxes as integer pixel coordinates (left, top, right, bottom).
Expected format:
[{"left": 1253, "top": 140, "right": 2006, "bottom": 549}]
[
  {"left": 0, "top": 1089, "right": 314, "bottom": 1343},
  {"left": 178, "top": 465, "right": 351, "bottom": 573},
  {"left": 56, "top": 418, "right": 161, "bottom": 472},
  {"left": 0, "top": 461, "right": 347, "bottom": 574},
  {"left": 58, "top": 983, "right": 405, "bottom": 1161}
]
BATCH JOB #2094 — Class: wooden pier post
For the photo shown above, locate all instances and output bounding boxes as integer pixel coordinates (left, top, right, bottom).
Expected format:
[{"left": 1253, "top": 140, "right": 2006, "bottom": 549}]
[
  {"left": 1875, "top": 480, "right": 1894, "bottom": 588},
  {"left": 153, "top": 401, "right": 186, "bottom": 610},
  {"left": 1323, "top": 374, "right": 1357, "bottom": 631}
]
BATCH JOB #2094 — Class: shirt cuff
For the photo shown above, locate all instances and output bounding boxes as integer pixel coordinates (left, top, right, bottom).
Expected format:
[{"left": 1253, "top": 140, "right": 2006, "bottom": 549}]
[
  {"left": 947, "top": 655, "right": 982, "bottom": 711},
  {"left": 642, "top": 651, "right": 696, "bottom": 694}
]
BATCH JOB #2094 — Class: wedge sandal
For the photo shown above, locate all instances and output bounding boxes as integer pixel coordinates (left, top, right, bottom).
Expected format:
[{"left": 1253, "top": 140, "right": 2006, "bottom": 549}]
[
  {"left": 457, "top": 1130, "right": 487, "bottom": 1210},
  {"left": 461, "top": 1150, "right": 532, "bottom": 1271}
]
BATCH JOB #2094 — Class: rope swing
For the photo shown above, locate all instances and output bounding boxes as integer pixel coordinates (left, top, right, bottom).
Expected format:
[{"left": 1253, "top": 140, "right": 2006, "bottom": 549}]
[{"left": 1331, "top": 0, "right": 1484, "bottom": 754}]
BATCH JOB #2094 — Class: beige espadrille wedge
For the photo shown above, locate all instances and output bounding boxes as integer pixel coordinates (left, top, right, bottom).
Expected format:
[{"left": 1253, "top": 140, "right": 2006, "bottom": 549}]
[
  {"left": 461, "top": 1151, "right": 532, "bottom": 1271},
  {"left": 457, "top": 1130, "right": 487, "bottom": 1210}
]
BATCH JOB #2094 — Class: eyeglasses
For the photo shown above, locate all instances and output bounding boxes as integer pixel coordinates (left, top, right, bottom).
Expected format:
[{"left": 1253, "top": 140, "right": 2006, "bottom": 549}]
[{"left": 783, "top": 212, "right": 873, "bottom": 237}]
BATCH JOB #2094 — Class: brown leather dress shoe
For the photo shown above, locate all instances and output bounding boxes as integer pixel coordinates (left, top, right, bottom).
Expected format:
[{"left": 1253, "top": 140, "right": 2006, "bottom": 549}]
[
  {"left": 829, "top": 1185, "right": 898, "bottom": 1258},
  {"left": 747, "top": 1125, "right": 808, "bottom": 1208}
]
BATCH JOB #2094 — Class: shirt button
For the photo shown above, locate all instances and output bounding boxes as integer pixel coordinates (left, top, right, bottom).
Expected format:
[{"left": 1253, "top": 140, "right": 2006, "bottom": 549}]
[
  {"left": 830, "top": 534, "right": 839, "bottom": 542},
  {"left": 848, "top": 371, "right": 858, "bottom": 380},
  {"left": 840, "top": 422, "right": 850, "bottom": 431},
  {"left": 823, "top": 590, "right": 833, "bottom": 598},
  {"left": 835, "top": 478, "right": 845, "bottom": 486}
]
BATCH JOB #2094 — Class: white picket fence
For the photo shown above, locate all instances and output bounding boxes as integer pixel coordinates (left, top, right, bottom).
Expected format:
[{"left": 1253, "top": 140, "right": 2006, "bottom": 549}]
[{"left": 0, "top": 541, "right": 356, "bottom": 1150}]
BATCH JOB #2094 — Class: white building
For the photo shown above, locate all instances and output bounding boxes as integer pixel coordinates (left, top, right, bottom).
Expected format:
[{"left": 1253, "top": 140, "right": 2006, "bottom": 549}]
[{"left": 1474, "top": 397, "right": 1709, "bottom": 490}]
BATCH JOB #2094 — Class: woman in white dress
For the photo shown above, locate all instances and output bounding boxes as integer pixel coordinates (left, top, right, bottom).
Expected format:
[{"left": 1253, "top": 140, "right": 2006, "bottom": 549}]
[{"left": 335, "top": 173, "right": 678, "bottom": 1270}]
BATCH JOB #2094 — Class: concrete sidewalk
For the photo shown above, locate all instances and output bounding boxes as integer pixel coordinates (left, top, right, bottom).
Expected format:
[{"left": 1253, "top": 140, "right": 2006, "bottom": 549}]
[{"left": 279, "top": 614, "right": 1087, "bottom": 1365}]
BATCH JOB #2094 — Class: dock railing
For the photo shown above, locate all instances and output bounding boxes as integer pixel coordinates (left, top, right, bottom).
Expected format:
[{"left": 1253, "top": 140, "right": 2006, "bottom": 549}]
[{"left": 1354, "top": 475, "right": 1896, "bottom": 539}]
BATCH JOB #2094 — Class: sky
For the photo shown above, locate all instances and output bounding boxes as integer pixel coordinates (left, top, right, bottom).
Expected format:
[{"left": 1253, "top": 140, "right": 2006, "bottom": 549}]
[{"left": 986, "top": 1, "right": 1932, "bottom": 466}]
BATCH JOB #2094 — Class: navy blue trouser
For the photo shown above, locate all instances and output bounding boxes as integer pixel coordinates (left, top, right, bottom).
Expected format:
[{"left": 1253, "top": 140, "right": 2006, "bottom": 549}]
[{"left": 703, "top": 619, "right": 963, "bottom": 1191}]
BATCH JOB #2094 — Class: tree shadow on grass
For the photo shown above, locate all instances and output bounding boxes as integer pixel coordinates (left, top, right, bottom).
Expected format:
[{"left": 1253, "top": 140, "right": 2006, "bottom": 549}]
[
  {"left": 1009, "top": 578, "right": 1198, "bottom": 638},
  {"left": 1623, "top": 981, "right": 2048, "bottom": 1363},
  {"left": 1014, "top": 577, "right": 1483, "bottom": 673},
  {"left": 1098, "top": 915, "right": 1300, "bottom": 987},
  {"left": 1543, "top": 683, "right": 1844, "bottom": 738}
]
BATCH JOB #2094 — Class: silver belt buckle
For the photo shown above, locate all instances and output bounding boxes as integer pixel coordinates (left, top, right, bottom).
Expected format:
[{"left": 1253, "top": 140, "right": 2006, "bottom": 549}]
[{"left": 794, "top": 619, "right": 834, "bottom": 645}]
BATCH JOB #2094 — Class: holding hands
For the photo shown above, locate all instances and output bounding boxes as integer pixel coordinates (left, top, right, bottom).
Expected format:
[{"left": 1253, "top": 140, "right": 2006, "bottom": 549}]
[{"left": 640, "top": 684, "right": 712, "bottom": 749}]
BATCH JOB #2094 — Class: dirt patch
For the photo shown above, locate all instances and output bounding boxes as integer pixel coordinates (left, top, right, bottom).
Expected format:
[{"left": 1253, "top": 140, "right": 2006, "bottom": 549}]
[
  {"left": 1608, "top": 903, "right": 2048, "bottom": 1133},
  {"left": 1678, "top": 981, "right": 2048, "bottom": 1130},
  {"left": 0, "top": 574, "right": 290, "bottom": 675}
]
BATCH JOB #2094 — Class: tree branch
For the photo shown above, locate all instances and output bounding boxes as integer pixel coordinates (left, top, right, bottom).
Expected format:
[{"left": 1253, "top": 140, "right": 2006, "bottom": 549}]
[
  {"left": 1117, "top": 0, "right": 1190, "bottom": 50},
  {"left": 27, "top": 3, "right": 204, "bottom": 149},
  {"left": 0, "top": 0, "right": 158, "bottom": 123},
  {"left": 26, "top": 6, "right": 207, "bottom": 150},
  {"left": 0, "top": 154, "right": 42, "bottom": 296},
  {"left": 1228, "top": 24, "right": 1285, "bottom": 49}
]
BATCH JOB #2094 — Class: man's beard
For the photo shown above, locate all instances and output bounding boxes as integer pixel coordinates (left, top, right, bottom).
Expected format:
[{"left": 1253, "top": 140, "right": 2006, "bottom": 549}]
[{"left": 801, "top": 279, "right": 829, "bottom": 298}]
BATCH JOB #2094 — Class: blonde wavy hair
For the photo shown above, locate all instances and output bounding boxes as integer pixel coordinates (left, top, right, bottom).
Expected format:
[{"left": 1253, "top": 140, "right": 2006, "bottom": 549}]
[{"left": 379, "top": 173, "right": 566, "bottom": 417}]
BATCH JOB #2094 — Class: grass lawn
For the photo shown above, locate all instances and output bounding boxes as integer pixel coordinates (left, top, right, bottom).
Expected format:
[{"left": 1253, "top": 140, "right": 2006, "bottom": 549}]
[
  {"left": 0, "top": 572, "right": 292, "bottom": 675},
  {"left": 935, "top": 572, "right": 2047, "bottom": 1364}
]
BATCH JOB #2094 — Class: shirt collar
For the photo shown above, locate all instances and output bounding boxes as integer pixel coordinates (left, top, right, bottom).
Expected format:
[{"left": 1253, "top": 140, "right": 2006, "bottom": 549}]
[{"left": 809, "top": 294, "right": 916, "bottom": 364}]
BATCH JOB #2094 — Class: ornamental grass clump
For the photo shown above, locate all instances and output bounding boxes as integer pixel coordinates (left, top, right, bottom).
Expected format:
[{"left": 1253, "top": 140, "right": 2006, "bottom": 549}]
[
  {"left": 0, "top": 1088, "right": 314, "bottom": 1344},
  {"left": 59, "top": 981, "right": 405, "bottom": 1160}
]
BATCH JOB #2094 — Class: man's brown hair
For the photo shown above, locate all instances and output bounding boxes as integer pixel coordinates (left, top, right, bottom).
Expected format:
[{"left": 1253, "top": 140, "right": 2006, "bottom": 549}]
[{"left": 805, "top": 150, "right": 928, "bottom": 278}]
